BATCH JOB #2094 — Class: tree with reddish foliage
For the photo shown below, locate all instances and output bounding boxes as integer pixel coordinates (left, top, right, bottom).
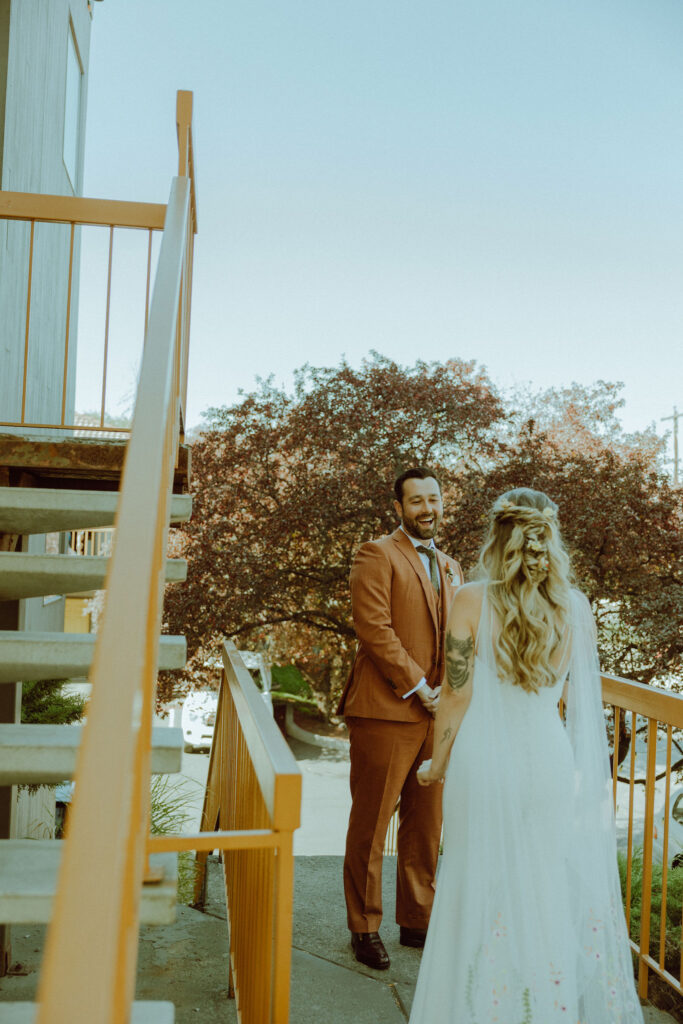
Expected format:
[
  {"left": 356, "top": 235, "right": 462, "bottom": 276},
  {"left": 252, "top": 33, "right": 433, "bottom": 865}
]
[
  {"left": 162, "top": 360, "right": 682, "bottom": 712},
  {"left": 161, "top": 354, "right": 505, "bottom": 709},
  {"left": 448, "top": 383, "right": 682, "bottom": 687}
]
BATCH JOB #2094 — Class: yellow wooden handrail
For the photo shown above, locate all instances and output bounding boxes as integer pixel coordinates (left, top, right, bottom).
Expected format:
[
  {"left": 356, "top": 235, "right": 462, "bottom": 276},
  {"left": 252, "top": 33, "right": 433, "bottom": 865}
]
[
  {"left": 601, "top": 672, "right": 683, "bottom": 1001},
  {"left": 35, "top": 160, "right": 193, "bottom": 1021},
  {"left": 602, "top": 672, "right": 683, "bottom": 729},
  {"left": 0, "top": 190, "right": 166, "bottom": 229},
  {"left": 191, "top": 642, "right": 302, "bottom": 1024}
]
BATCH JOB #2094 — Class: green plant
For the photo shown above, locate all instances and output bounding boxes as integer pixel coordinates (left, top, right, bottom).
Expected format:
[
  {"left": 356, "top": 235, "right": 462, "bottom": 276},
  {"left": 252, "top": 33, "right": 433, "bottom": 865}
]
[
  {"left": 149, "top": 773, "right": 203, "bottom": 905},
  {"left": 21, "top": 680, "right": 86, "bottom": 725},
  {"left": 20, "top": 681, "right": 87, "bottom": 796},
  {"left": 270, "top": 664, "right": 318, "bottom": 711},
  {"left": 270, "top": 664, "right": 313, "bottom": 698},
  {"left": 618, "top": 849, "right": 683, "bottom": 975}
]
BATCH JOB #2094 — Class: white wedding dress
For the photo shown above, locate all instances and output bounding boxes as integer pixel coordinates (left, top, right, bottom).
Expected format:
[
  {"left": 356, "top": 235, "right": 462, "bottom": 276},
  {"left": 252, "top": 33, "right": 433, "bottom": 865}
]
[{"left": 409, "top": 588, "right": 644, "bottom": 1024}]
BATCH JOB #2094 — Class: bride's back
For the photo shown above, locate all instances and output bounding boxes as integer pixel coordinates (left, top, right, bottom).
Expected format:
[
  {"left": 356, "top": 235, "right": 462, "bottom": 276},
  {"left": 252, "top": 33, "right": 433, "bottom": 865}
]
[{"left": 474, "top": 487, "right": 573, "bottom": 693}]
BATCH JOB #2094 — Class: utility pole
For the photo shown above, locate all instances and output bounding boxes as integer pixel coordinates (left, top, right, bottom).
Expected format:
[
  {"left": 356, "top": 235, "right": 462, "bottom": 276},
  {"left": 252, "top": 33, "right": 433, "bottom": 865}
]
[{"left": 661, "top": 406, "right": 680, "bottom": 486}]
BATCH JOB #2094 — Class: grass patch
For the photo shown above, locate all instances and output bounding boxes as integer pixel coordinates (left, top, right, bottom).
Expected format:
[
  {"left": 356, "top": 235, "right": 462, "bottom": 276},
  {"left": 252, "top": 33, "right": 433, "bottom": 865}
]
[
  {"left": 150, "top": 773, "right": 202, "bottom": 905},
  {"left": 618, "top": 849, "right": 683, "bottom": 972},
  {"left": 618, "top": 849, "right": 683, "bottom": 1021}
]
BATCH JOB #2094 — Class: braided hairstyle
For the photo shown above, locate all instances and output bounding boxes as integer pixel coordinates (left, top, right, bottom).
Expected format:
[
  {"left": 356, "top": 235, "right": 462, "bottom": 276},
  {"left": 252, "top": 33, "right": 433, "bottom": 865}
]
[{"left": 477, "top": 488, "right": 573, "bottom": 692}]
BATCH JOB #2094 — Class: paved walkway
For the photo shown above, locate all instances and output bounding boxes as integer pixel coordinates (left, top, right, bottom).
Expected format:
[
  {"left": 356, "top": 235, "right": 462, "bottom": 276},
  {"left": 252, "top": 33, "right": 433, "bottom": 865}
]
[
  {"left": 1, "top": 725, "right": 680, "bottom": 1022},
  {"left": 2, "top": 855, "right": 677, "bottom": 1023}
]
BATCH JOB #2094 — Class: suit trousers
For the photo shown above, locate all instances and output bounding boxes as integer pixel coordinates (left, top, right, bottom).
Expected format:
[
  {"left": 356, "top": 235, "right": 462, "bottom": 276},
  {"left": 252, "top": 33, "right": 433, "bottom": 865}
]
[{"left": 343, "top": 715, "right": 443, "bottom": 933}]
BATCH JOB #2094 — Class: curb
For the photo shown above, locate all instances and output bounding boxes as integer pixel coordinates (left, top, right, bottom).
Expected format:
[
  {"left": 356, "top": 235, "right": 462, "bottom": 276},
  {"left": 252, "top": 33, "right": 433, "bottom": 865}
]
[{"left": 284, "top": 705, "right": 349, "bottom": 752}]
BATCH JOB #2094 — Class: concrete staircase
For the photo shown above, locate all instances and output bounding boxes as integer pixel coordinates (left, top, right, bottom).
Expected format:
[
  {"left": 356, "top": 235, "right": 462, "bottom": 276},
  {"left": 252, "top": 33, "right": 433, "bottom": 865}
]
[
  {"left": 3, "top": 1004, "right": 175, "bottom": 1024},
  {"left": 0, "top": 483, "right": 190, "bottom": 1023},
  {"left": 0, "top": 550, "right": 186, "bottom": 601}
]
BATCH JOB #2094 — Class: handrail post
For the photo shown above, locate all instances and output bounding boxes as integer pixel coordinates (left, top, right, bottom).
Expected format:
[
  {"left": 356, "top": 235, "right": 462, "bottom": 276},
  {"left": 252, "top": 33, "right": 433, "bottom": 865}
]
[
  {"left": 176, "top": 90, "right": 192, "bottom": 178},
  {"left": 638, "top": 717, "right": 659, "bottom": 998},
  {"left": 272, "top": 832, "right": 295, "bottom": 1024}
]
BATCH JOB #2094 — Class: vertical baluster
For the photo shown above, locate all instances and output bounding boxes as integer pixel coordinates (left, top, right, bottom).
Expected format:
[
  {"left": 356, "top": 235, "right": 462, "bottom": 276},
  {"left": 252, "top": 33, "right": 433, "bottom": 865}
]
[
  {"left": 660, "top": 725, "right": 672, "bottom": 970},
  {"left": 101, "top": 226, "right": 114, "bottom": 428},
  {"left": 21, "top": 220, "right": 36, "bottom": 423},
  {"left": 612, "top": 705, "right": 621, "bottom": 807},
  {"left": 144, "top": 229, "right": 152, "bottom": 339},
  {"left": 638, "top": 718, "right": 659, "bottom": 998},
  {"left": 61, "top": 222, "right": 76, "bottom": 427},
  {"left": 625, "top": 711, "right": 637, "bottom": 929}
]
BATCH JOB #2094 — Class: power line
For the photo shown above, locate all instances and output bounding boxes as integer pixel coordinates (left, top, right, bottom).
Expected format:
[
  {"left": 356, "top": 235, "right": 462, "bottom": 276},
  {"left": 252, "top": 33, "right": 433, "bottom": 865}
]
[{"left": 661, "top": 405, "right": 680, "bottom": 486}]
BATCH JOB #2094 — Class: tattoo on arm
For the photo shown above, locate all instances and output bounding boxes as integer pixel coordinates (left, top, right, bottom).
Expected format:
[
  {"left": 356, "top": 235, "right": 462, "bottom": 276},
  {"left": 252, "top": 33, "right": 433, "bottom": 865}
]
[
  {"left": 445, "top": 633, "right": 474, "bottom": 692},
  {"left": 440, "top": 725, "right": 453, "bottom": 745}
]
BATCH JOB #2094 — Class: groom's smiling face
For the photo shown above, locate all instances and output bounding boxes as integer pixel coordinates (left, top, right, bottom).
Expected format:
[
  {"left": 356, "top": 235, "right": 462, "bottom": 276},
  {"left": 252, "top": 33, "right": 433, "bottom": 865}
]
[{"left": 395, "top": 477, "right": 443, "bottom": 540}]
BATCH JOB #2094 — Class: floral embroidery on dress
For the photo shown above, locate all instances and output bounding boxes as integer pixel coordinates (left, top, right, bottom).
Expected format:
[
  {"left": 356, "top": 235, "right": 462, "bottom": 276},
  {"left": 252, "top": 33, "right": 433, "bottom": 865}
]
[{"left": 463, "top": 914, "right": 548, "bottom": 1023}]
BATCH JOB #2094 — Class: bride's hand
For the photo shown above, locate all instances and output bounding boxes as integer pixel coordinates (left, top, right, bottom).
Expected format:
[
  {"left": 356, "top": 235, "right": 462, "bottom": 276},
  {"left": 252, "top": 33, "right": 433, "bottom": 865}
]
[{"left": 416, "top": 759, "right": 443, "bottom": 786}]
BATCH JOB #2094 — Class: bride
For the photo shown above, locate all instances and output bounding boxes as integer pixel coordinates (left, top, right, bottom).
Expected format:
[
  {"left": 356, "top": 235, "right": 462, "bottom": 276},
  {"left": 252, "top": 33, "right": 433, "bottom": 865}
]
[{"left": 411, "top": 488, "right": 643, "bottom": 1023}]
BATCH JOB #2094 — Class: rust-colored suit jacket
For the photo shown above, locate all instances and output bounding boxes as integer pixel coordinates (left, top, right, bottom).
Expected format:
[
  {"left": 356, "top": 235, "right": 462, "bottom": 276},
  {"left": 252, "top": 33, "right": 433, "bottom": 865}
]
[{"left": 337, "top": 528, "right": 464, "bottom": 722}]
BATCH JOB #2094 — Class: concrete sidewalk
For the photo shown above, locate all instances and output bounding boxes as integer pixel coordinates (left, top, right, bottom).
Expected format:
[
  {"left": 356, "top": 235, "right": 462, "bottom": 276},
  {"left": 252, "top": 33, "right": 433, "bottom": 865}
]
[{"left": 0, "top": 855, "right": 678, "bottom": 1023}]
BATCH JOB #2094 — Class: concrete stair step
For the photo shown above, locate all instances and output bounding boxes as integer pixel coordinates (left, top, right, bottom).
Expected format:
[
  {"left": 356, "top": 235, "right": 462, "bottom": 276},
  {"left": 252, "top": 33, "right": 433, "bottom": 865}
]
[
  {"left": 0, "top": 552, "right": 187, "bottom": 600},
  {"left": 0, "top": 487, "right": 192, "bottom": 535},
  {"left": 0, "top": 724, "right": 183, "bottom": 785},
  {"left": 0, "top": 631, "right": 186, "bottom": 684},
  {"left": 0, "top": 840, "right": 177, "bottom": 925},
  {"left": 2, "top": 1003, "right": 174, "bottom": 1024}
]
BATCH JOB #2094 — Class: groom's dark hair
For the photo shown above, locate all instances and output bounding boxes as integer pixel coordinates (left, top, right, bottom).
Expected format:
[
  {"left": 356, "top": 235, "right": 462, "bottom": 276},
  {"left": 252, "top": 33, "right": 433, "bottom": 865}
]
[{"left": 394, "top": 467, "right": 441, "bottom": 503}]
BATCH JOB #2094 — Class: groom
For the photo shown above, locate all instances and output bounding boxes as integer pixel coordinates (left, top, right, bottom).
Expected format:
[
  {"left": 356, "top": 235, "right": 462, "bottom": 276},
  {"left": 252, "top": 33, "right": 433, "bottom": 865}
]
[{"left": 337, "top": 467, "right": 463, "bottom": 970}]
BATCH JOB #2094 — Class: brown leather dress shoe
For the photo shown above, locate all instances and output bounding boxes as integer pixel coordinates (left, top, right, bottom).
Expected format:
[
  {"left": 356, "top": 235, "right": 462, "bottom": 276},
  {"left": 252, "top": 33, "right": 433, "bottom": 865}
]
[
  {"left": 399, "top": 925, "right": 427, "bottom": 948},
  {"left": 350, "top": 931, "right": 390, "bottom": 970}
]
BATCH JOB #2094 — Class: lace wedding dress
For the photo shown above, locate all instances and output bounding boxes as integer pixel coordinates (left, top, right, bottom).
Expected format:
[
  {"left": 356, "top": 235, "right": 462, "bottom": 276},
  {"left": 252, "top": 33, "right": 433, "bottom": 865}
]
[{"left": 409, "top": 589, "right": 643, "bottom": 1024}]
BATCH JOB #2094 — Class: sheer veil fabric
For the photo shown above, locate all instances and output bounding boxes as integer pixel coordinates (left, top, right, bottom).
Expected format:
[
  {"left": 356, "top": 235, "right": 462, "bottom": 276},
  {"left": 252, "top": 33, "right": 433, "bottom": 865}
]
[{"left": 408, "top": 588, "right": 643, "bottom": 1024}]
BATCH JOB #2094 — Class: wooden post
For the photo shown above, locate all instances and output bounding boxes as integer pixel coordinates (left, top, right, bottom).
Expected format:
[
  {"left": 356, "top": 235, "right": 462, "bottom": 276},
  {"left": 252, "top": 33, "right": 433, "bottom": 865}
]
[
  {"left": 638, "top": 718, "right": 659, "bottom": 999},
  {"left": 0, "top": 598, "right": 20, "bottom": 976}
]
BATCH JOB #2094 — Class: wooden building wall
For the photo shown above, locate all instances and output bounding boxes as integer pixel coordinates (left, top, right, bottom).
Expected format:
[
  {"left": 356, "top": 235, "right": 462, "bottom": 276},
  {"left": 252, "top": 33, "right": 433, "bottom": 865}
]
[{"left": 0, "top": 0, "right": 92, "bottom": 430}]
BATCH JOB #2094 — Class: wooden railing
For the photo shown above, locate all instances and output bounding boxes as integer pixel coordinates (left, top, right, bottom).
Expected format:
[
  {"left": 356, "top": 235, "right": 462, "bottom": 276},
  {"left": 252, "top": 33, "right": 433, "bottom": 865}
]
[
  {"left": 69, "top": 527, "right": 114, "bottom": 557},
  {"left": 0, "top": 94, "right": 196, "bottom": 440},
  {"left": 382, "top": 669, "right": 683, "bottom": 1006},
  {"left": 603, "top": 671, "right": 683, "bottom": 1002},
  {"left": 187, "top": 642, "right": 301, "bottom": 1024},
  {"left": 34, "top": 92, "right": 196, "bottom": 1023}
]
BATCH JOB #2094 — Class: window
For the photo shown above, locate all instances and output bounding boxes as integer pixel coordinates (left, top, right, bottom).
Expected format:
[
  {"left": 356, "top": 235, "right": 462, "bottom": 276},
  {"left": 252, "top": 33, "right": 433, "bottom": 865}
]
[{"left": 63, "top": 21, "right": 83, "bottom": 189}]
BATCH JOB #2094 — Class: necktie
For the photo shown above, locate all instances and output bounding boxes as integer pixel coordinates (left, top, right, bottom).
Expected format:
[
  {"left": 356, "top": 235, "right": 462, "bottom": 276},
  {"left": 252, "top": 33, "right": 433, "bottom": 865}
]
[{"left": 416, "top": 545, "right": 440, "bottom": 593}]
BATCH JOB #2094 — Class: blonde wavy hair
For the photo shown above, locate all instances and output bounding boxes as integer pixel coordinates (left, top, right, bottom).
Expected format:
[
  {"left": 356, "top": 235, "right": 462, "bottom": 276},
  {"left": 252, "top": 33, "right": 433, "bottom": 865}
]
[{"left": 477, "top": 488, "right": 573, "bottom": 692}]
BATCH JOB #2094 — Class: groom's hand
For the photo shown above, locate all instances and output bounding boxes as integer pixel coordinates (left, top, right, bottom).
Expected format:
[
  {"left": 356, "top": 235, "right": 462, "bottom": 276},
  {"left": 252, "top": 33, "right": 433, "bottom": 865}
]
[
  {"left": 417, "top": 758, "right": 444, "bottom": 786},
  {"left": 417, "top": 686, "right": 438, "bottom": 716}
]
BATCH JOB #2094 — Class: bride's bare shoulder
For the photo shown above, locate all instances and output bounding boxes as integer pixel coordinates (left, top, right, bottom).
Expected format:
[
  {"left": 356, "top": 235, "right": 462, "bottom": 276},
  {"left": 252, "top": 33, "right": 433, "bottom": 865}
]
[
  {"left": 448, "top": 581, "right": 485, "bottom": 629},
  {"left": 457, "top": 580, "right": 485, "bottom": 597}
]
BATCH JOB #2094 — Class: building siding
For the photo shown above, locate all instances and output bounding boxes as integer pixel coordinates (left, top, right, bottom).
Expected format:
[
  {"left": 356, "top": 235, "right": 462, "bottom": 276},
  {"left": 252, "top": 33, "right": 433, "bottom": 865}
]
[{"left": 0, "top": 0, "right": 91, "bottom": 431}]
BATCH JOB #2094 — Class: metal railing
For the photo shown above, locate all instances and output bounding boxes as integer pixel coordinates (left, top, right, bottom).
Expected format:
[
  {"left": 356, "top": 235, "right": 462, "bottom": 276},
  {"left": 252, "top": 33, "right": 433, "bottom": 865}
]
[
  {"left": 0, "top": 95, "right": 195, "bottom": 440},
  {"left": 174, "top": 642, "right": 301, "bottom": 1024},
  {"left": 34, "top": 92, "right": 196, "bottom": 1023}
]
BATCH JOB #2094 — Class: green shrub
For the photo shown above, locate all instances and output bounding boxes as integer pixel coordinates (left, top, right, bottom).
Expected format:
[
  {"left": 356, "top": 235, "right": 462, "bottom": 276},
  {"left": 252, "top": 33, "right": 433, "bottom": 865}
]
[
  {"left": 618, "top": 849, "right": 683, "bottom": 975},
  {"left": 21, "top": 680, "right": 86, "bottom": 725},
  {"left": 270, "top": 664, "right": 312, "bottom": 698}
]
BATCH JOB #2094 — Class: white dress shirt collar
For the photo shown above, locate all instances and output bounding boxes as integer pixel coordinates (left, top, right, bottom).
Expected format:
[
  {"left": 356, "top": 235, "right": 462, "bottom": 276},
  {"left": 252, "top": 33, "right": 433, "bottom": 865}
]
[{"left": 400, "top": 524, "right": 436, "bottom": 551}]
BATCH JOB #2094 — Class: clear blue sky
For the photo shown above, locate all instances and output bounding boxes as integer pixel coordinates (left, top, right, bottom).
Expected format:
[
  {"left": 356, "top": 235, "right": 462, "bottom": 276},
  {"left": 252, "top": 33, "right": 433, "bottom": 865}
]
[{"left": 82, "top": 0, "right": 682, "bottom": 468}]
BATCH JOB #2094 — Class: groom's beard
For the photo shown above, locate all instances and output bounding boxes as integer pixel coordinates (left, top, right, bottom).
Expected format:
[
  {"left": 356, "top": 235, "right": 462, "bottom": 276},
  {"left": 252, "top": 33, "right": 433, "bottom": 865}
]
[{"left": 401, "top": 511, "right": 442, "bottom": 540}]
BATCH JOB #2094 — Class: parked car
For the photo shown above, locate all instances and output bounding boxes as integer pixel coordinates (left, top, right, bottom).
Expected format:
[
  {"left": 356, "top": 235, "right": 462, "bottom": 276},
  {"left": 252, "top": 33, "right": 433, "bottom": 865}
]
[
  {"left": 181, "top": 690, "right": 218, "bottom": 752},
  {"left": 652, "top": 785, "right": 683, "bottom": 868}
]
